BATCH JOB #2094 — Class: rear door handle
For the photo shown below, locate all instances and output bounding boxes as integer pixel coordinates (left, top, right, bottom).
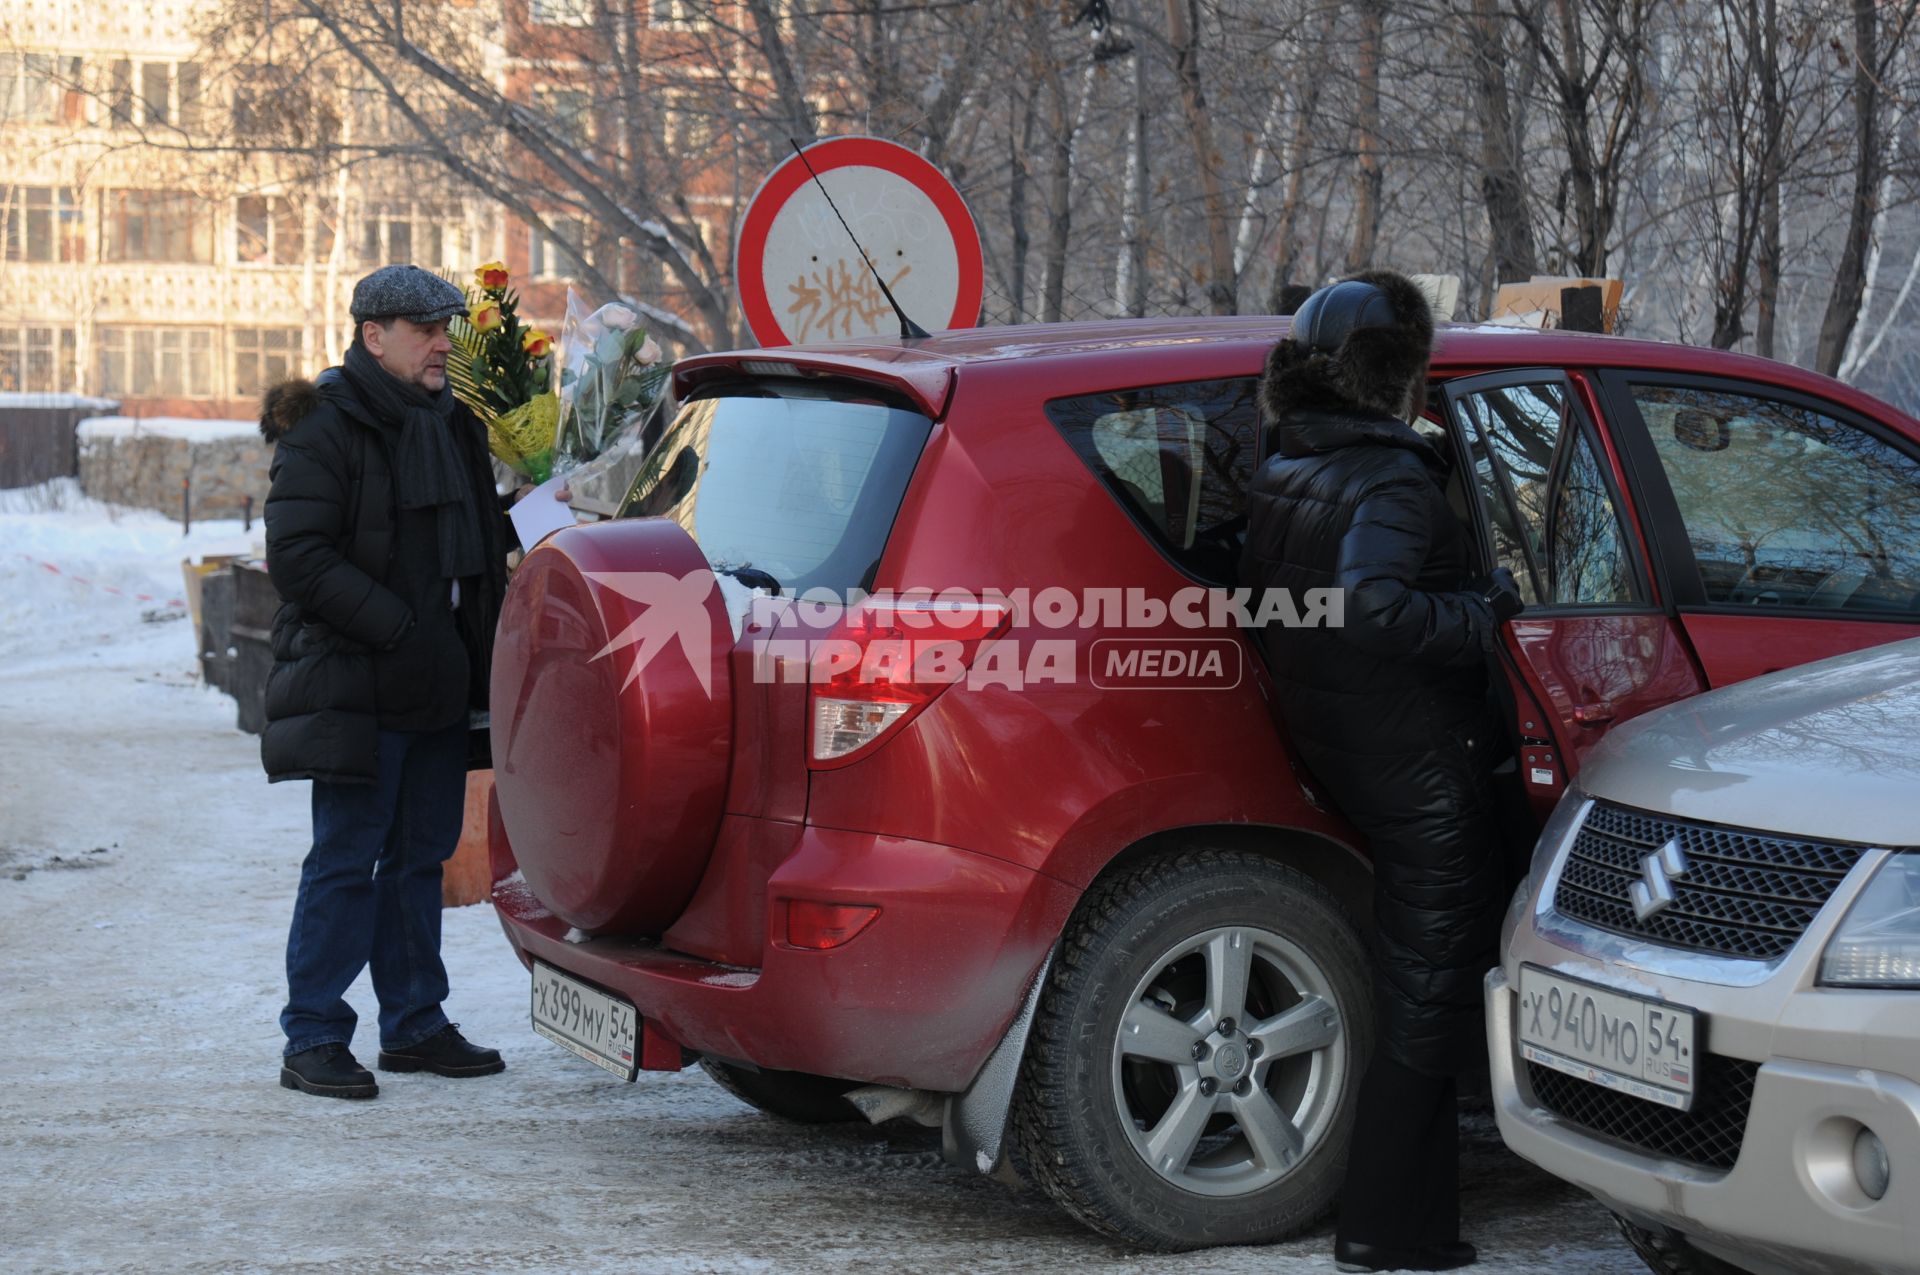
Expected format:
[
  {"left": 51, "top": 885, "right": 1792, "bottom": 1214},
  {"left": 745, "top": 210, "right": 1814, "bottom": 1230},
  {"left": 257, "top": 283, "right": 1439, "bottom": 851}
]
[{"left": 1572, "top": 702, "right": 1616, "bottom": 725}]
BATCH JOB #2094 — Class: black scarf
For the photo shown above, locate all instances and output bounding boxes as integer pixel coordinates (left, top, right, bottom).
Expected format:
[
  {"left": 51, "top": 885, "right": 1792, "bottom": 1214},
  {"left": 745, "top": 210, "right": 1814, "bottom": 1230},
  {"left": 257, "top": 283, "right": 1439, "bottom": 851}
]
[{"left": 341, "top": 343, "right": 486, "bottom": 581}]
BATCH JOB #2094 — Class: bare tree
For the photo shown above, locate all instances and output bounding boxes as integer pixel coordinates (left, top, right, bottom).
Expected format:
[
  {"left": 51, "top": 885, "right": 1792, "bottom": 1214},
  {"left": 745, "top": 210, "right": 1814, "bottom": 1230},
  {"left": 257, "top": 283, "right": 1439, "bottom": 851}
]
[{"left": 1815, "top": 0, "right": 1920, "bottom": 375}]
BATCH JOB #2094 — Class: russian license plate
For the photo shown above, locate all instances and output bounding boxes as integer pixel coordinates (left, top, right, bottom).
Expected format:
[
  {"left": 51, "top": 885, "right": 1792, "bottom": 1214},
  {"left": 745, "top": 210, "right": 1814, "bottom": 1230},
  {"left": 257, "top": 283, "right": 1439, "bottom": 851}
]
[
  {"left": 1518, "top": 965, "right": 1699, "bottom": 1111},
  {"left": 531, "top": 962, "right": 638, "bottom": 1082}
]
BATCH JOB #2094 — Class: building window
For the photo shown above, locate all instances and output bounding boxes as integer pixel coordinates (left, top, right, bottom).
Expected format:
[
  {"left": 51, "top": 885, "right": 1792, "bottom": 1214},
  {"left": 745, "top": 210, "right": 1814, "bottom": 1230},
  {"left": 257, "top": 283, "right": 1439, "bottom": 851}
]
[
  {"left": 529, "top": 216, "right": 589, "bottom": 279},
  {"left": 103, "top": 191, "right": 212, "bottom": 262},
  {"left": 2, "top": 187, "right": 84, "bottom": 262},
  {"left": 236, "top": 195, "right": 305, "bottom": 265},
  {"left": 0, "top": 53, "right": 76, "bottom": 124},
  {"left": 649, "top": 0, "right": 701, "bottom": 27},
  {"left": 97, "top": 328, "right": 216, "bottom": 399},
  {"left": 533, "top": 86, "right": 592, "bottom": 149},
  {"left": 233, "top": 328, "right": 300, "bottom": 397},
  {"left": 663, "top": 98, "right": 714, "bottom": 153},
  {"left": 177, "top": 64, "right": 203, "bottom": 133},
  {"left": 97, "top": 59, "right": 198, "bottom": 131},
  {"left": 531, "top": 0, "right": 595, "bottom": 26},
  {"left": 0, "top": 326, "right": 77, "bottom": 394},
  {"left": 358, "top": 201, "right": 463, "bottom": 268},
  {"left": 140, "top": 61, "right": 169, "bottom": 126},
  {"left": 108, "top": 59, "right": 134, "bottom": 128}
]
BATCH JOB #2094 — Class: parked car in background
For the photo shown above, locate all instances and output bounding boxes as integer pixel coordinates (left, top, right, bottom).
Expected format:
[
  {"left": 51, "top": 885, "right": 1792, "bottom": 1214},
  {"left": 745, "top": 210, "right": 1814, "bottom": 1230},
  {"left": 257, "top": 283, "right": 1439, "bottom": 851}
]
[
  {"left": 1489, "top": 637, "right": 1920, "bottom": 1275},
  {"left": 485, "top": 316, "right": 1920, "bottom": 1249}
]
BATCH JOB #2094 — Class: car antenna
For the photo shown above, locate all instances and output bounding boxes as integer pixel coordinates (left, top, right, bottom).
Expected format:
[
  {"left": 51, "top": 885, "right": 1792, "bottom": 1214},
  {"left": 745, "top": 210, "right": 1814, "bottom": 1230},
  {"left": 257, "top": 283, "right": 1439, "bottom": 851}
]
[{"left": 789, "top": 138, "right": 930, "bottom": 340}]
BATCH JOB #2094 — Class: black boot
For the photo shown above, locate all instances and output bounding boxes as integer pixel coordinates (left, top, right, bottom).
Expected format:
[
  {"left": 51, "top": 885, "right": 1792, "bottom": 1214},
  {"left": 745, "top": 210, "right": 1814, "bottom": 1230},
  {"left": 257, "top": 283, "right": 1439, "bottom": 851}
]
[
  {"left": 1335, "top": 1239, "right": 1477, "bottom": 1272},
  {"left": 377, "top": 1025, "right": 505, "bottom": 1077},
  {"left": 281, "top": 1043, "right": 378, "bottom": 1099}
]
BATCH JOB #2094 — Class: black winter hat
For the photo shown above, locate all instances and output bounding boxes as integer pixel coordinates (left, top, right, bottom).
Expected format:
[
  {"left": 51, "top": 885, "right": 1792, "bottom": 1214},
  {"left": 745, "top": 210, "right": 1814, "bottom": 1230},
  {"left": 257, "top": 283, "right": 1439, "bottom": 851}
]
[{"left": 1262, "top": 270, "right": 1434, "bottom": 423}]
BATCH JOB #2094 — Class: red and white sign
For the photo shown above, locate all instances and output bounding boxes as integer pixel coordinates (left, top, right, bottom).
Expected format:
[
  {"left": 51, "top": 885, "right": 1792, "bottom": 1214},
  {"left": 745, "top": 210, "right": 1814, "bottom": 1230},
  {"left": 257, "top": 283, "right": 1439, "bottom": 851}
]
[{"left": 735, "top": 137, "right": 984, "bottom": 348}]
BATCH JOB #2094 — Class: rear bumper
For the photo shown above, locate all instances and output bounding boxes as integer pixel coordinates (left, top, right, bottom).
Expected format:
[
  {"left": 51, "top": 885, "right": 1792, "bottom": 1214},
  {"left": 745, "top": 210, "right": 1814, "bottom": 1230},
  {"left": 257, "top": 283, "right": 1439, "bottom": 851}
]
[{"left": 493, "top": 823, "right": 1079, "bottom": 1092}]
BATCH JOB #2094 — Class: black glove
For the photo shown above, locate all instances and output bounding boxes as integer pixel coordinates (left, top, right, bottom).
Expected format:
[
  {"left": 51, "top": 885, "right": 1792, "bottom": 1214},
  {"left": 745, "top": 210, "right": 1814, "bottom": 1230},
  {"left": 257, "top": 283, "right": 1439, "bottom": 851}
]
[{"left": 1473, "top": 566, "right": 1525, "bottom": 622}]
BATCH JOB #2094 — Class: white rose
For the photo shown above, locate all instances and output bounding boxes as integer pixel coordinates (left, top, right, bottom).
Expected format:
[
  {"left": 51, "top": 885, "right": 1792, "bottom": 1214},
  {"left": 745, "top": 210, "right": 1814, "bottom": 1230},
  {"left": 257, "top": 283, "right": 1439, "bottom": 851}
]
[
  {"left": 638, "top": 336, "right": 662, "bottom": 364},
  {"left": 597, "top": 303, "right": 638, "bottom": 329}
]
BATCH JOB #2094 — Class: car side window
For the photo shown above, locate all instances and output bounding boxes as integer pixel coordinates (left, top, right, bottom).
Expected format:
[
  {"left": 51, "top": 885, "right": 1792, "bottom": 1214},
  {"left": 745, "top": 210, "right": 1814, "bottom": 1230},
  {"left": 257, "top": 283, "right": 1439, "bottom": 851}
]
[
  {"left": 1629, "top": 384, "right": 1920, "bottom": 614},
  {"left": 1047, "top": 378, "right": 1261, "bottom": 582},
  {"left": 1448, "top": 379, "right": 1640, "bottom": 608}
]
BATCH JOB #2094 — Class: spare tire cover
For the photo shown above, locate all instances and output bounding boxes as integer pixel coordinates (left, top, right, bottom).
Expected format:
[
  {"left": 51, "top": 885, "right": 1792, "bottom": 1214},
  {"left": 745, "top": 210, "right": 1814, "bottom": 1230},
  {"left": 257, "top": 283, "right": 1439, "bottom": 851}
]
[{"left": 490, "top": 519, "right": 732, "bottom": 934}]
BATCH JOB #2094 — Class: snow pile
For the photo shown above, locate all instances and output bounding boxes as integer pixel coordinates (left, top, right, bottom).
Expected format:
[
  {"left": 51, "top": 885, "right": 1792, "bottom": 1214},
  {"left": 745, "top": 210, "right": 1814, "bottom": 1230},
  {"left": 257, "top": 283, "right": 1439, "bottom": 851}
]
[
  {"left": 0, "top": 479, "right": 260, "bottom": 667},
  {"left": 0, "top": 390, "right": 117, "bottom": 410},
  {"left": 76, "top": 415, "right": 258, "bottom": 443}
]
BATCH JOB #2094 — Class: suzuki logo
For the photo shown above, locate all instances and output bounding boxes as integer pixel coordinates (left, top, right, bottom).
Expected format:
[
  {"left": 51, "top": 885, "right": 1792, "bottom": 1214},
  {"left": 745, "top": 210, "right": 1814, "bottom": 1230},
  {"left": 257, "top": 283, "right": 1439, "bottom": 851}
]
[{"left": 1630, "top": 838, "right": 1690, "bottom": 921}]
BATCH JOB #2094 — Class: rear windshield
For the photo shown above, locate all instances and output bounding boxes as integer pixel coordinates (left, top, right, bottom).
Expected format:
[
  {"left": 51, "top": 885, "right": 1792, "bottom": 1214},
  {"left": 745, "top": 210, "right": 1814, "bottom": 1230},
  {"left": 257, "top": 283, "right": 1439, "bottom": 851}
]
[{"left": 615, "top": 390, "right": 932, "bottom": 595}]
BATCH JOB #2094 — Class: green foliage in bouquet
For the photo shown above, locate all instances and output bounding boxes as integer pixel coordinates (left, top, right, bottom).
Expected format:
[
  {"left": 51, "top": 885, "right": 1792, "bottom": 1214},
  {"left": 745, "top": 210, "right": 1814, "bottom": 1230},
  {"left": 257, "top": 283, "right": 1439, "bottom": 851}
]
[{"left": 448, "top": 261, "right": 558, "bottom": 482}]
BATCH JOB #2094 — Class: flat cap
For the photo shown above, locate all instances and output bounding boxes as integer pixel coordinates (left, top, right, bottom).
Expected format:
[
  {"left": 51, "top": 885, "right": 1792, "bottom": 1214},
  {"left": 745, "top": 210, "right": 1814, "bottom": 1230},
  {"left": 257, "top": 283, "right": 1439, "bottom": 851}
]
[{"left": 350, "top": 264, "right": 467, "bottom": 325}]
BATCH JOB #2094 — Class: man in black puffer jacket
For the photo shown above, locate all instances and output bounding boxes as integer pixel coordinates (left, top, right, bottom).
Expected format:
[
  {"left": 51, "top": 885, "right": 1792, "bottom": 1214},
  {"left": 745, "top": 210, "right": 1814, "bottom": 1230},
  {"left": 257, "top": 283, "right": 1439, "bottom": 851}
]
[
  {"left": 1240, "top": 271, "right": 1523, "bottom": 1273},
  {"left": 261, "top": 264, "right": 511, "bottom": 1099}
]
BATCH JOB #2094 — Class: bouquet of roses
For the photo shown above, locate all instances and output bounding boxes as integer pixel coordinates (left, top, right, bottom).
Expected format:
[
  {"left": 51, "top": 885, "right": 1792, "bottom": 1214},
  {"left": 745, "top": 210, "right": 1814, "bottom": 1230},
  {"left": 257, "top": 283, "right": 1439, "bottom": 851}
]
[
  {"left": 550, "top": 291, "right": 671, "bottom": 482},
  {"left": 447, "top": 261, "right": 559, "bottom": 482}
]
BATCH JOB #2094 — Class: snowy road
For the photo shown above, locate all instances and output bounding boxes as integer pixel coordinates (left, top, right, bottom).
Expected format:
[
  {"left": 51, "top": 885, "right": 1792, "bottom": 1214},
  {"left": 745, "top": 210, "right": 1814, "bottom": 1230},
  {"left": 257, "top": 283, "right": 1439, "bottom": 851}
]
[{"left": 0, "top": 487, "right": 1648, "bottom": 1274}]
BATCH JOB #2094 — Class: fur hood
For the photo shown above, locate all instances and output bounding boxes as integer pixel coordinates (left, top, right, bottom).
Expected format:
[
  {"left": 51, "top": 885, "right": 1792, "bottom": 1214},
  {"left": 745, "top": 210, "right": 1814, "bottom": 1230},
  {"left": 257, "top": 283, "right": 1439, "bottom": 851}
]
[
  {"left": 1261, "top": 269, "right": 1434, "bottom": 425},
  {"left": 259, "top": 369, "right": 377, "bottom": 444},
  {"left": 259, "top": 378, "right": 322, "bottom": 444}
]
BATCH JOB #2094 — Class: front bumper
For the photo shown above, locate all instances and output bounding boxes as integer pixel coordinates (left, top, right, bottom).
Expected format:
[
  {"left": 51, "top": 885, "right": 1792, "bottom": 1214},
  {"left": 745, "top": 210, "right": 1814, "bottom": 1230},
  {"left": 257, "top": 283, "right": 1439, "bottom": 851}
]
[
  {"left": 1490, "top": 911, "right": 1920, "bottom": 1275},
  {"left": 494, "top": 821, "right": 1079, "bottom": 1092}
]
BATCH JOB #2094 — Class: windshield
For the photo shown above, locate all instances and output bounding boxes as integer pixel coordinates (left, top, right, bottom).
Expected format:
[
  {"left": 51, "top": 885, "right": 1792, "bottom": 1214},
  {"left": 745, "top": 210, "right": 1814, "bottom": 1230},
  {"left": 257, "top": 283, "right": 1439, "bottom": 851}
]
[{"left": 615, "top": 390, "right": 932, "bottom": 595}]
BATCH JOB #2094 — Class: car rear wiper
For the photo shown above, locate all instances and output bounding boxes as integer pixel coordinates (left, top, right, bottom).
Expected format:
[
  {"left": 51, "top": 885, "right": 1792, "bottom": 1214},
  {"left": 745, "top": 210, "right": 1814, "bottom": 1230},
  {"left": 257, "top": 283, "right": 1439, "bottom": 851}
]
[{"left": 717, "top": 564, "right": 783, "bottom": 594}]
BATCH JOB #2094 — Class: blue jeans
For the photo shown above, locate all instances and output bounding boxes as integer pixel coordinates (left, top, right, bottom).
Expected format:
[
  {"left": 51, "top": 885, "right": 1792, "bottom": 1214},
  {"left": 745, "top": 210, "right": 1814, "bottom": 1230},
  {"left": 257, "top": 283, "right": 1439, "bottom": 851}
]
[{"left": 281, "top": 724, "right": 467, "bottom": 1056}]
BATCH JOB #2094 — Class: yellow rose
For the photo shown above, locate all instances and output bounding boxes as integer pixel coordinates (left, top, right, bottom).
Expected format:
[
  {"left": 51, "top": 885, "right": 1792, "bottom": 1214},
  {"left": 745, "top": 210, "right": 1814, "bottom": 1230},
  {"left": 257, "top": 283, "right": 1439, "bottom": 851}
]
[
  {"left": 469, "top": 299, "right": 503, "bottom": 332},
  {"left": 475, "top": 261, "right": 510, "bottom": 290},
  {"left": 522, "top": 328, "right": 553, "bottom": 358}
]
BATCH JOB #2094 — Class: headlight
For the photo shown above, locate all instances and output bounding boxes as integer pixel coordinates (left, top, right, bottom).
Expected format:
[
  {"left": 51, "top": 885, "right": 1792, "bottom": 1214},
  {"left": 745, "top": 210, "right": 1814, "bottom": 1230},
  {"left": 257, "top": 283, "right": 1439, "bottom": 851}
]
[{"left": 1820, "top": 853, "right": 1920, "bottom": 987}]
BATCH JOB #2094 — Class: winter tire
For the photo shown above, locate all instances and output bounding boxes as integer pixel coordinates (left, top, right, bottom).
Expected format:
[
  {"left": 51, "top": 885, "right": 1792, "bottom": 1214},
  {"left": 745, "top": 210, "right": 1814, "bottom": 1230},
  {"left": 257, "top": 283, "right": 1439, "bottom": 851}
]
[
  {"left": 1611, "top": 1212, "right": 1757, "bottom": 1275},
  {"left": 699, "top": 1058, "right": 863, "bottom": 1124},
  {"left": 1010, "top": 848, "right": 1371, "bottom": 1250}
]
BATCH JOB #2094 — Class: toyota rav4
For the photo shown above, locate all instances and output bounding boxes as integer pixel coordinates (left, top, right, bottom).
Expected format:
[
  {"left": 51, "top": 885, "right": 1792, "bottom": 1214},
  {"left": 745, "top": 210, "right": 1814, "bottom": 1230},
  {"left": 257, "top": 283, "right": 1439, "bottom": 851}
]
[{"left": 485, "top": 317, "right": 1920, "bottom": 1250}]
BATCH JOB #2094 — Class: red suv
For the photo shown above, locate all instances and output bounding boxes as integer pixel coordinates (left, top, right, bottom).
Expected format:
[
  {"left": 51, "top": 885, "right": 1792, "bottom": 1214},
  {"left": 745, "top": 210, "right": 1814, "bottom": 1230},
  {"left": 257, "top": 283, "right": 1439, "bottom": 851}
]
[{"left": 486, "top": 318, "right": 1920, "bottom": 1250}]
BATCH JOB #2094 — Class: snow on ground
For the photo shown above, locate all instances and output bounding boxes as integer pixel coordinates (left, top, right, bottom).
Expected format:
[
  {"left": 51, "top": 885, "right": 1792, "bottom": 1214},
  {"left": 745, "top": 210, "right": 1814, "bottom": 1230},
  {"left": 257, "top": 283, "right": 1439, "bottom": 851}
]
[{"left": 0, "top": 486, "right": 1650, "bottom": 1274}]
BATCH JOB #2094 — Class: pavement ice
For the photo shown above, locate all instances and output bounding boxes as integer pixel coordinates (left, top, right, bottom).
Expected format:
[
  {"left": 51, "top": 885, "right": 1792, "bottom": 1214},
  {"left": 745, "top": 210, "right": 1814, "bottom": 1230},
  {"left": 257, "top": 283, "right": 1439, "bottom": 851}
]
[{"left": 0, "top": 484, "right": 1651, "bottom": 1273}]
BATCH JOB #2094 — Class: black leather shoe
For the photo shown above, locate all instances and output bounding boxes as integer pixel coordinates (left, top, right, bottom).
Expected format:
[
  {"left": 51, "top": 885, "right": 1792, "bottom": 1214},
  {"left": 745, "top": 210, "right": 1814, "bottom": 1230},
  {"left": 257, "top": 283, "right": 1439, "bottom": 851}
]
[
  {"left": 281, "top": 1043, "right": 378, "bottom": 1099},
  {"left": 377, "top": 1025, "right": 505, "bottom": 1077},
  {"left": 1335, "top": 1239, "right": 1478, "bottom": 1272}
]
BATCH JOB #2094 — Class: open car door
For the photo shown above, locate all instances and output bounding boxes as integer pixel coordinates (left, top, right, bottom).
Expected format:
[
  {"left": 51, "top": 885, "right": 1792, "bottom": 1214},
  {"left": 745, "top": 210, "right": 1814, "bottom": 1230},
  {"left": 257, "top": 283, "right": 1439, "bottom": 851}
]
[{"left": 1430, "top": 370, "right": 1708, "bottom": 821}]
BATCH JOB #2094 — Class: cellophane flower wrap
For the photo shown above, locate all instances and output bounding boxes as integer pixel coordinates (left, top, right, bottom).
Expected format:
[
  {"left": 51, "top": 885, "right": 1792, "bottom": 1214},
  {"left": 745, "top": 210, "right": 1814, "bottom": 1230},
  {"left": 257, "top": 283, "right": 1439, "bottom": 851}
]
[
  {"left": 551, "top": 291, "right": 671, "bottom": 479},
  {"left": 446, "top": 262, "right": 558, "bottom": 482}
]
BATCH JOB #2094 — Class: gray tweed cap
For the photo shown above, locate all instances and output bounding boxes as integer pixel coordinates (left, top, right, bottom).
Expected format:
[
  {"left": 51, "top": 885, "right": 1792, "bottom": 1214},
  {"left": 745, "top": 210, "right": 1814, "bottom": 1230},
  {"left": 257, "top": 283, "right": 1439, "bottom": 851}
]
[{"left": 349, "top": 264, "right": 467, "bottom": 325}]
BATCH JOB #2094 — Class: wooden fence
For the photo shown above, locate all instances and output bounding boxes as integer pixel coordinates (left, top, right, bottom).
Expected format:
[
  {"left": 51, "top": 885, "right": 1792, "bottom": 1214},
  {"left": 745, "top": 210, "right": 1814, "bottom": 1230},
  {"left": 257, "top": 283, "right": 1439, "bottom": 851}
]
[{"left": 0, "top": 400, "right": 119, "bottom": 488}]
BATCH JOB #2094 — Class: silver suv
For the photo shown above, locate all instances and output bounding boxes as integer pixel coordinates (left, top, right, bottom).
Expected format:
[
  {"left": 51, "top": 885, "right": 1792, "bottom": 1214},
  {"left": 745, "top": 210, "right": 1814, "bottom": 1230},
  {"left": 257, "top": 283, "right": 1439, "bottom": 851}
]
[{"left": 1488, "top": 637, "right": 1920, "bottom": 1275}]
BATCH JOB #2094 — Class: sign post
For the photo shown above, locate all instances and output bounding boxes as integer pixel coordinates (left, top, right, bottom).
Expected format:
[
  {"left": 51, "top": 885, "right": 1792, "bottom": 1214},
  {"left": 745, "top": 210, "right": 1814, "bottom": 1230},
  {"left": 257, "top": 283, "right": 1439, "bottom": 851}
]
[{"left": 735, "top": 137, "right": 984, "bottom": 347}]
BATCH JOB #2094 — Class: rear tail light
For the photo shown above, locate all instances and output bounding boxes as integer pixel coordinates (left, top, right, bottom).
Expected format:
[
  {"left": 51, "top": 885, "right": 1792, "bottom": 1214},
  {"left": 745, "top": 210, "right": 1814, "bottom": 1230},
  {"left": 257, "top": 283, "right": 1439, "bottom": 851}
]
[
  {"left": 784, "top": 900, "right": 881, "bottom": 950},
  {"left": 807, "top": 597, "right": 1011, "bottom": 766}
]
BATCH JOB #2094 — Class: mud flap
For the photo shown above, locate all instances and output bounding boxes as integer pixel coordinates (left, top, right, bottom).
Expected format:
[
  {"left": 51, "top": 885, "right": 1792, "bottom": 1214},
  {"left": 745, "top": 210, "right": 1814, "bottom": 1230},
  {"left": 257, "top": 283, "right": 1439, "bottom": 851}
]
[{"left": 941, "top": 948, "right": 1053, "bottom": 1179}]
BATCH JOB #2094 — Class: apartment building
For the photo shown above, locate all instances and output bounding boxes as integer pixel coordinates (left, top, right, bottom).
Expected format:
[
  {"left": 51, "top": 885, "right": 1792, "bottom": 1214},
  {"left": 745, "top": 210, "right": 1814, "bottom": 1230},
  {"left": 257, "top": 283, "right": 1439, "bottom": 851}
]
[
  {"left": 0, "top": 0, "right": 754, "bottom": 421},
  {"left": 0, "top": 2, "right": 503, "bottom": 418}
]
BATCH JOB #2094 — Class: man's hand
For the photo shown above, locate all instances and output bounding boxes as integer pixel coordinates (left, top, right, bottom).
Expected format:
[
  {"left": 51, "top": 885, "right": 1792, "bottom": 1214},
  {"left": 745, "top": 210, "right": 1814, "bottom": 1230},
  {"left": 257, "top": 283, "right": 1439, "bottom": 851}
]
[{"left": 1475, "top": 566, "right": 1525, "bottom": 622}]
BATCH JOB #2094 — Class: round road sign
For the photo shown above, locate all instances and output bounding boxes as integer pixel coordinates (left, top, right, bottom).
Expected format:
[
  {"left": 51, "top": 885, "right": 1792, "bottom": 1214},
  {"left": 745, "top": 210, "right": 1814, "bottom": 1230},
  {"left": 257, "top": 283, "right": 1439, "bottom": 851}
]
[{"left": 735, "top": 136, "right": 983, "bottom": 347}]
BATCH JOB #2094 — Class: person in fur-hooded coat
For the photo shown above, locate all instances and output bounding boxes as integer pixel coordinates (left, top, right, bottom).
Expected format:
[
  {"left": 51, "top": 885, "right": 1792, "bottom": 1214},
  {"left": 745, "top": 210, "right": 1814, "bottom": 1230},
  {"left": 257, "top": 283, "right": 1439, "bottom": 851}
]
[{"left": 1240, "top": 270, "right": 1521, "bottom": 1272}]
